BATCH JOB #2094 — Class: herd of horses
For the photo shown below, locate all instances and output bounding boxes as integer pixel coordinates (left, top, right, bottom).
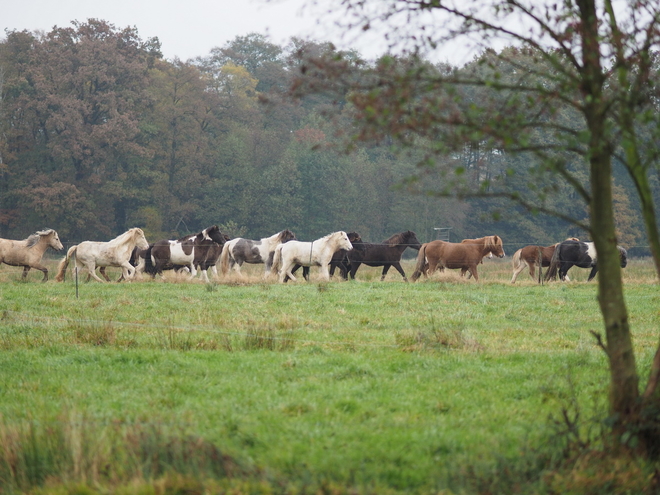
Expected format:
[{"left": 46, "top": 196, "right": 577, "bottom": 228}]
[{"left": 0, "top": 227, "right": 628, "bottom": 284}]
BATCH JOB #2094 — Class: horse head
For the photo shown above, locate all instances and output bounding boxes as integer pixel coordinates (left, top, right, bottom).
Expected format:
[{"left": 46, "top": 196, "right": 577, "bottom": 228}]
[
  {"left": 133, "top": 228, "right": 150, "bottom": 250},
  {"left": 404, "top": 231, "right": 422, "bottom": 250},
  {"left": 486, "top": 235, "right": 506, "bottom": 258},
  {"left": 40, "top": 229, "right": 63, "bottom": 251},
  {"left": 332, "top": 231, "right": 353, "bottom": 251},
  {"left": 279, "top": 229, "right": 297, "bottom": 243},
  {"left": 204, "top": 225, "right": 228, "bottom": 245}
]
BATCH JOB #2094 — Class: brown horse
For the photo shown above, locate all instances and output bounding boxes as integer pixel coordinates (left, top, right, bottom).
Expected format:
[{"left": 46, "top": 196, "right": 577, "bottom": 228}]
[
  {"left": 0, "top": 229, "right": 64, "bottom": 281},
  {"left": 411, "top": 235, "right": 505, "bottom": 282},
  {"left": 510, "top": 238, "right": 579, "bottom": 283}
]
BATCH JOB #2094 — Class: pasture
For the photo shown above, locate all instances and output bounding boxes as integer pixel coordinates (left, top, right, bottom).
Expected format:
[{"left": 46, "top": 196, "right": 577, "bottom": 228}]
[{"left": 0, "top": 257, "right": 658, "bottom": 494}]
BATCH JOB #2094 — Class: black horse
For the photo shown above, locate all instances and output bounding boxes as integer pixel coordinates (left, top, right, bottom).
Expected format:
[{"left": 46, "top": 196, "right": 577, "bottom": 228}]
[
  {"left": 544, "top": 240, "right": 627, "bottom": 282},
  {"left": 347, "top": 230, "right": 422, "bottom": 281},
  {"left": 290, "top": 232, "right": 363, "bottom": 281}
]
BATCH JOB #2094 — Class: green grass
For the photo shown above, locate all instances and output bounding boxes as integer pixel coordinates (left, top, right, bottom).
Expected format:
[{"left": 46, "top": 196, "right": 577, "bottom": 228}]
[{"left": 0, "top": 258, "right": 658, "bottom": 493}]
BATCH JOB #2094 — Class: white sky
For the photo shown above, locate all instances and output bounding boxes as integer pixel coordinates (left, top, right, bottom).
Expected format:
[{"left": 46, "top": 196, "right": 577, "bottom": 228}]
[{"left": 0, "top": 0, "right": 389, "bottom": 61}]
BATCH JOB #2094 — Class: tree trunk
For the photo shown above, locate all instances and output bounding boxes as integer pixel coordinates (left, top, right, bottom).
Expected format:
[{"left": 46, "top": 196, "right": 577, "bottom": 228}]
[{"left": 589, "top": 140, "right": 639, "bottom": 421}]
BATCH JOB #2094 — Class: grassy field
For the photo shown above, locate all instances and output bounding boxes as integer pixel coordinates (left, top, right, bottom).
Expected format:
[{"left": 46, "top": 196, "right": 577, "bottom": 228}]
[{"left": 0, "top": 257, "right": 658, "bottom": 494}]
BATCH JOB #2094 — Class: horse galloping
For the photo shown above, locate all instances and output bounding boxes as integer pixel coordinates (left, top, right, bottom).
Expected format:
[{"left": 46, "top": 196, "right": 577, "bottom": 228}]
[
  {"left": 271, "top": 231, "right": 354, "bottom": 283},
  {"left": 411, "top": 235, "right": 505, "bottom": 282},
  {"left": 220, "top": 229, "right": 296, "bottom": 277},
  {"left": 346, "top": 230, "right": 422, "bottom": 281},
  {"left": 510, "top": 238, "right": 579, "bottom": 283},
  {"left": 55, "top": 228, "right": 149, "bottom": 282},
  {"left": 544, "top": 240, "right": 627, "bottom": 282},
  {"left": 0, "top": 229, "right": 63, "bottom": 281},
  {"left": 147, "top": 225, "right": 228, "bottom": 282}
]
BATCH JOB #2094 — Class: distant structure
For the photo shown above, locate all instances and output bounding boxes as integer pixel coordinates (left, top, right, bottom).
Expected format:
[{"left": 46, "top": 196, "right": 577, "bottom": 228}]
[{"left": 434, "top": 227, "right": 452, "bottom": 242}]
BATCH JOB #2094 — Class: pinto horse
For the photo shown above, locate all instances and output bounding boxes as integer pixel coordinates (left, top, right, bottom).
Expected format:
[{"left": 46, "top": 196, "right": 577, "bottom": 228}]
[
  {"left": 510, "top": 238, "right": 579, "bottom": 283},
  {"left": 146, "top": 226, "right": 228, "bottom": 282},
  {"left": 411, "top": 235, "right": 505, "bottom": 282},
  {"left": 544, "top": 240, "right": 627, "bottom": 282},
  {"left": 220, "top": 229, "right": 296, "bottom": 277},
  {"left": 55, "top": 228, "right": 149, "bottom": 282},
  {"left": 0, "top": 229, "right": 63, "bottom": 281},
  {"left": 346, "top": 231, "right": 422, "bottom": 281},
  {"left": 271, "top": 231, "right": 354, "bottom": 283}
]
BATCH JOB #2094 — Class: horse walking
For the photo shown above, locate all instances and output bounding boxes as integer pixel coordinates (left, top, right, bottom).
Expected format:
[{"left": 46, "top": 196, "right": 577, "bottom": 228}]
[
  {"left": 145, "top": 226, "right": 228, "bottom": 282},
  {"left": 411, "top": 235, "right": 505, "bottom": 282},
  {"left": 544, "top": 240, "right": 627, "bottom": 282},
  {"left": 291, "top": 232, "right": 363, "bottom": 281},
  {"left": 0, "top": 229, "right": 63, "bottom": 281},
  {"left": 346, "top": 231, "right": 422, "bottom": 281},
  {"left": 510, "top": 238, "right": 579, "bottom": 283},
  {"left": 271, "top": 231, "right": 354, "bottom": 283},
  {"left": 55, "top": 228, "right": 149, "bottom": 282},
  {"left": 220, "top": 229, "right": 296, "bottom": 277}
]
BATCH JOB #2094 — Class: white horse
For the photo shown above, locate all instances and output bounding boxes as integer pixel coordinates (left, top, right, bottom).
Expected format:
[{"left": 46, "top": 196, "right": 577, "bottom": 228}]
[
  {"left": 219, "top": 229, "right": 296, "bottom": 277},
  {"left": 0, "top": 229, "right": 63, "bottom": 281},
  {"left": 271, "top": 231, "right": 353, "bottom": 283},
  {"left": 55, "top": 228, "right": 149, "bottom": 282}
]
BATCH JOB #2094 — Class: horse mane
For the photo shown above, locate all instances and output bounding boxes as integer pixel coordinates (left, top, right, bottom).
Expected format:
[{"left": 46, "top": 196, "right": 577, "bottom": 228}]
[
  {"left": 382, "top": 231, "right": 408, "bottom": 246},
  {"left": 24, "top": 228, "right": 56, "bottom": 248},
  {"left": 176, "top": 232, "right": 196, "bottom": 242},
  {"left": 277, "top": 229, "right": 294, "bottom": 242},
  {"left": 25, "top": 234, "right": 41, "bottom": 248},
  {"left": 484, "top": 235, "right": 501, "bottom": 249},
  {"left": 110, "top": 228, "right": 144, "bottom": 245}
]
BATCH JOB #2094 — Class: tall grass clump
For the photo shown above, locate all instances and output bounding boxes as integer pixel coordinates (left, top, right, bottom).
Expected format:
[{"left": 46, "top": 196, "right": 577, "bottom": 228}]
[{"left": 0, "top": 412, "right": 245, "bottom": 492}]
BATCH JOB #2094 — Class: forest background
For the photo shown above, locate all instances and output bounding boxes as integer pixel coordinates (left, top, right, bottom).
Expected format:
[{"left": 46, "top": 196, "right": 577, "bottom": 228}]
[{"left": 0, "top": 20, "right": 653, "bottom": 252}]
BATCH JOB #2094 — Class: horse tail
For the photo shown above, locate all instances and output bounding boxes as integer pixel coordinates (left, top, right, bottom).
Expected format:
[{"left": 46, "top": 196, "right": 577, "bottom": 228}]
[
  {"left": 511, "top": 249, "right": 523, "bottom": 270},
  {"left": 143, "top": 246, "right": 157, "bottom": 276},
  {"left": 411, "top": 243, "right": 428, "bottom": 282},
  {"left": 271, "top": 244, "right": 283, "bottom": 276},
  {"left": 545, "top": 244, "right": 561, "bottom": 281},
  {"left": 219, "top": 242, "right": 231, "bottom": 275},
  {"left": 55, "top": 245, "right": 77, "bottom": 282}
]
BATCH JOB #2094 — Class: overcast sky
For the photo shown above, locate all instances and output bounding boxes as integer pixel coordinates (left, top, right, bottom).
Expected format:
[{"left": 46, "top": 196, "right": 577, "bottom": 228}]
[{"left": 0, "top": 0, "right": 384, "bottom": 61}]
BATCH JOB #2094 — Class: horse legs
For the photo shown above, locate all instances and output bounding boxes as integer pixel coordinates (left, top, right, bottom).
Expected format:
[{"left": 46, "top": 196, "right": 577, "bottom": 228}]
[
  {"left": 426, "top": 259, "right": 440, "bottom": 277},
  {"left": 384, "top": 262, "right": 408, "bottom": 282},
  {"left": 86, "top": 263, "right": 107, "bottom": 283},
  {"left": 318, "top": 263, "right": 330, "bottom": 281},
  {"left": 510, "top": 261, "right": 527, "bottom": 283},
  {"left": 339, "top": 260, "right": 350, "bottom": 280},
  {"left": 587, "top": 266, "right": 598, "bottom": 281},
  {"left": 349, "top": 262, "right": 362, "bottom": 280},
  {"left": 98, "top": 267, "right": 112, "bottom": 282},
  {"left": 20, "top": 264, "right": 49, "bottom": 282},
  {"left": 279, "top": 262, "right": 296, "bottom": 283},
  {"left": 120, "top": 262, "right": 136, "bottom": 281},
  {"left": 468, "top": 265, "right": 479, "bottom": 281}
]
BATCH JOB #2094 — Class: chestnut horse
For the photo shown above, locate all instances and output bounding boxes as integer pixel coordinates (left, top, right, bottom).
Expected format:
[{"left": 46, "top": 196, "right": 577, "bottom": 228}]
[
  {"left": 411, "top": 235, "right": 505, "bottom": 282},
  {"left": 510, "top": 238, "right": 579, "bottom": 283},
  {"left": 0, "top": 229, "right": 63, "bottom": 281}
]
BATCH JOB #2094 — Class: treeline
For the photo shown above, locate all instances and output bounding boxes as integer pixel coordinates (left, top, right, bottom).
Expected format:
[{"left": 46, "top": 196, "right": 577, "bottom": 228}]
[{"left": 0, "top": 20, "right": 652, "bottom": 251}]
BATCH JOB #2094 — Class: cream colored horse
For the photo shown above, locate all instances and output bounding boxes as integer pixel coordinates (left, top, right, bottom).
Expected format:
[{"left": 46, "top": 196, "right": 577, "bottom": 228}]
[
  {"left": 0, "top": 229, "right": 63, "bottom": 281},
  {"left": 55, "top": 228, "right": 149, "bottom": 282},
  {"left": 271, "top": 231, "right": 354, "bottom": 283}
]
